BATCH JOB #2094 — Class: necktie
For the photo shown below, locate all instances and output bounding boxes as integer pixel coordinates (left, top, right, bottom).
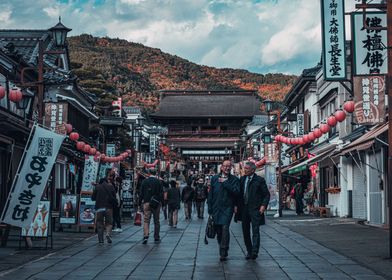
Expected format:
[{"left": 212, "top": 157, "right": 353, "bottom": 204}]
[{"left": 244, "top": 176, "right": 251, "bottom": 204}]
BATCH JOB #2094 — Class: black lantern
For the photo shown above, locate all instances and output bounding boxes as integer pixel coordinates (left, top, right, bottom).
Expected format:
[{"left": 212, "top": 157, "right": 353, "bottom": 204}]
[
  {"left": 241, "top": 131, "right": 247, "bottom": 142},
  {"left": 262, "top": 98, "right": 273, "bottom": 113},
  {"left": 136, "top": 115, "right": 145, "bottom": 127},
  {"left": 48, "top": 17, "right": 72, "bottom": 48}
]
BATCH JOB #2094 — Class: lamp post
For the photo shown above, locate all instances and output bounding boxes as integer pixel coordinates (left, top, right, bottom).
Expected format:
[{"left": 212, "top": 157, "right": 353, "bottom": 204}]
[
  {"left": 263, "top": 98, "right": 283, "bottom": 217},
  {"left": 20, "top": 18, "right": 71, "bottom": 123}
]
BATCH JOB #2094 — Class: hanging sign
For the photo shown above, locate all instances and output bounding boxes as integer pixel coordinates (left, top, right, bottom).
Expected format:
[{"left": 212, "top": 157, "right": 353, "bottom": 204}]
[
  {"left": 352, "top": 12, "right": 387, "bottom": 75},
  {"left": 1, "top": 125, "right": 65, "bottom": 228},
  {"left": 44, "top": 102, "right": 68, "bottom": 134},
  {"left": 321, "top": 0, "right": 346, "bottom": 80},
  {"left": 60, "top": 194, "right": 78, "bottom": 224},
  {"left": 264, "top": 143, "right": 278, "bottom": 163},
  {"left": 353, "top": 75, "right": 386, "bottom": 124},
  {"left": 81, "top": 155, "right": 100, "bottom": 193},
  {"left": 265, "top": 164, "right": 278, "bottom": 210},
  {"left": 297, "top": 114, "right": 304, "bottom": 136}
]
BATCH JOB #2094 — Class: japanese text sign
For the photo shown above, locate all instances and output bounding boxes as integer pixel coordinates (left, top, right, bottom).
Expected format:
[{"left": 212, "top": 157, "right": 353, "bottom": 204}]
[
  {"left": 81, "top": 155, "right": 99, "bottom": 193},
  {"left": 353, "top": 75, "right": 385, "bottom": 124},
  {"left": 321, "top": 0, "right": 346, "bottom": 80},
  {"left": 1, "top": 125, "right": 65, "bottom": 228},
  {"left": 352, "top": 12, "right": 387, "bottom": 75}
]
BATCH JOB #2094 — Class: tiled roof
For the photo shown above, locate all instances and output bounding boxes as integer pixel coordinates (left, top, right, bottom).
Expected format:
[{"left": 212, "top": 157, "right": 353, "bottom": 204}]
[{"left": 152, "top": 91, "right": 261, "bottom": 118}]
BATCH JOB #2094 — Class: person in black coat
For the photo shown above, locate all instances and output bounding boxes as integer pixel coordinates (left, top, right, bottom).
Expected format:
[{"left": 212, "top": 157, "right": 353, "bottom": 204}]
[
  {"left": 208, "top": 160, "right": 240, "bottom": 261},
  {"left": 235, "top": 161, "right": 270, "bottom": 260},
  {"left": 140, "top": 169, "right": 163, "bottom": 244}
]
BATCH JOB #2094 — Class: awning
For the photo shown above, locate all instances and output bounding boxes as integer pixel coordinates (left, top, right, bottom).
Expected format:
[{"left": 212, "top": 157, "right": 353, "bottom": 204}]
[
  {"left": 286, "top": 146, "right": 337, "bottom": 174},
  {"left": 339, "top": 123, "right": 388, "bottom": 156}
]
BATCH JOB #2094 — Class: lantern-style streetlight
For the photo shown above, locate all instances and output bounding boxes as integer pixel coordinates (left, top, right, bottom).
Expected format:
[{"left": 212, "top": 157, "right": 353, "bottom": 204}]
[{"left": 48, "top": 17, "right": 72, "bottom": 48}]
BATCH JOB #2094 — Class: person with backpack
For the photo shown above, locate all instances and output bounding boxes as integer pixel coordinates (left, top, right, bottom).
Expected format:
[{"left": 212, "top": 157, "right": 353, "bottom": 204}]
[
  {"left": 181, "top": 183, "right": 194, "bottom": 220},
  {"left": 195, "top": 178, "right": 208, "bottom": 219},
  {"left": 140, "top": 169, "right": 163, "bottom": 244}
]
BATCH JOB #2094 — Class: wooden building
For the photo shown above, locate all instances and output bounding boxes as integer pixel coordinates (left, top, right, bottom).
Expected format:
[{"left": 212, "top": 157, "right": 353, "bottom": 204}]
[{"left": 151, "top": 90, "right": 262, "bottom": 170}]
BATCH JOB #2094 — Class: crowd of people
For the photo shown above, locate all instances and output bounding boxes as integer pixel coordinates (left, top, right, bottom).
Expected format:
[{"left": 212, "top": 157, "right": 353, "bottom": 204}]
[{"left": 92, "top": 160, "right": 272, "bottom": 262}]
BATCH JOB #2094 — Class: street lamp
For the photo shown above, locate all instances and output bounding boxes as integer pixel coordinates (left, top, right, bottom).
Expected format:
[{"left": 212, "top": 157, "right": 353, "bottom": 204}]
[
  {"left": 20, "top": 19, "right": 72, "bottom": 123},
  {"left": 262, "top": 98, "right": 283, "bottom": 218}
]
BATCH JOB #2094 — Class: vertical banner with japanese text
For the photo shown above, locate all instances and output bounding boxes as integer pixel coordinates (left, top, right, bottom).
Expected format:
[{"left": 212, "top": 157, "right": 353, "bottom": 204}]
[
  {"left": 353, "top": 75, "right": 386, "bottom": 124},
  {"left": 265, "top": 164, "right": 278, "bottom": 210},
  {"left": 297, "top": 114, "right": 304, "bottom": 136},
  {"left": 1, "top": 125, "right": 65, "bottom": 228},
  {"left": 81, "top": 155, "right": 100, "bottom": 193},
  {"left": 321, "top": 0, "right": 346, "bottom": 80},
  {"left": 352, "top": 12, "right": 387, "bottom": 75}
]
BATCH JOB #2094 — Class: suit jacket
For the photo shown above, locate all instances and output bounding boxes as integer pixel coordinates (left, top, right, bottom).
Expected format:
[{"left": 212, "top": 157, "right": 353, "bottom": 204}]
[{"left": 235, "top": 174, "right": 270, "bottom": 225}]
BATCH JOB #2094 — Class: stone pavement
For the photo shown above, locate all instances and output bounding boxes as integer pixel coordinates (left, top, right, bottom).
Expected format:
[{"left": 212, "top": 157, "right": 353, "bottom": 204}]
[{"left": 0, "top": 210, "right": 389, "bottom": 280}]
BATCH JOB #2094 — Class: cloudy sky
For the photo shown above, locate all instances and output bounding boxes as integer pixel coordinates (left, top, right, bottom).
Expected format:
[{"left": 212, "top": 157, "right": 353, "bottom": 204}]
[{"left": 1, "top": 0, "right": 360, "bottom": 75}]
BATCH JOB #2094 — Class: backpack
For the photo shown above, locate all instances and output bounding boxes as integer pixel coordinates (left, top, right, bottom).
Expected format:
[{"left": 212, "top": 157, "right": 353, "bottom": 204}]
[{"left": 196, "top": 185, "right": 206, "bottom": 201}]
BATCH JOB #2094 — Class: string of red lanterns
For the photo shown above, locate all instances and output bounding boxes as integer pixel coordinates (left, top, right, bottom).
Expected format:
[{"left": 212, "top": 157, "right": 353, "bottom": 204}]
[
  {"left": 65, "top": 124, "right": 132, "bottom": 163},
  {"left": 0, "top": 84, "right": 23, "bottom": 102},
  {"left": 274, "top": 100, "right": 354, "bottom": 146}
]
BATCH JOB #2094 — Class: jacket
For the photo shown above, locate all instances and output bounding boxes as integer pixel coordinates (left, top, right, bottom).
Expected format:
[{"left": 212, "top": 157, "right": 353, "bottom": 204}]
[
  {"left": 140, "top": 177, "right": 163, "bottom": 204},
  {"left": 207, "top": 173, "right": 240, "bottom": 225},
  {"left": 181, "top": 186, "right": 195, "bottom": 203},
  {"left": 235, "top": 174, "right": 270, "bottom": 225},
  {"left": 92, "top": 180, "right": 117, "bottom": 209},
  {"left": 167, "top": 188, "right": 181, "bottom": 209}
]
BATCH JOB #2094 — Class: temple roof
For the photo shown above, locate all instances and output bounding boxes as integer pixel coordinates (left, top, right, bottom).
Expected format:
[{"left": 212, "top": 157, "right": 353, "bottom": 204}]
[{"left": 151, "top": 90, "right": 261, "bottom": 118}]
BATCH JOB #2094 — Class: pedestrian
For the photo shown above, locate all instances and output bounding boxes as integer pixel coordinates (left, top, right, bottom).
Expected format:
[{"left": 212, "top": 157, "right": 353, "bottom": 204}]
[
  {"left": 92, "top": 170, "right": 117, "bottom": 244},
  {"left": 235, "top": 161, "right": 270, "bottom": 260},
  {"left": 207, "top": 160, "right": 240, "bottom": 261},
  {"left": 181, "top": 183, "right": 195, "bottom": 220},
  {"left": 112, "top": 176, "right": 123, "bottom": 232},
  {"left": 167, "top": 180, "right": 181, "bottom": 228},
  {"left": 140, "top": 169, "right": 164, "bottom": 244},
  {"left": 195, "top": 178, "right": 208, "bottom": 219},
  {"left": 161, "top": 174, "right": 169, "bottom": 220},
  {"left": 295, "top": 182, "right": 304, "bottom": 215}
]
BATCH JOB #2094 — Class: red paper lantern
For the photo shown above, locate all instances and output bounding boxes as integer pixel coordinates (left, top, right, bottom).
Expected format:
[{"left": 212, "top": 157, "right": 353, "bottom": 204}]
[
  {"left": 335, "top": 110, "right": 346, "bottom": 122},
  {"left": 69, "top": 132, "right": 79, "bottom": 141},
  {"left": 314, "top": 128, "right": 322, "bottom": 138},
  {"left": 308, "top": 132, "right": 315, "bottom": 141},
  {"left": 94, "top": 155, "right": 100, "bottom": 162},
  {"left": 9, "top": 87, "right": 22, "bottom": 103},
  {"left": 76, "top": 141, "right": 85, "bottom": 150},
  {"left": 327, "top": 115, "right": 337, "bottom": 127},
  {"left": 101, "top": 154, "right": 106, "bottom": 160},
  {"left": 90, "top": 148, "right": 97, "bottom": 155},
  {"left": 275, "top": 135, "right": 280, "bottom": 142},
  {"left": 84, "top": 144, "right": 91, "bottom": 153},
  {"left": 96, "top": 151, "right": 101, "bottom": 157},
  {"left": 0, "top": 85, "right": 5, "bottom": 99},
  {"left": 298, "top": 138, "right": 304, "bottom": 145},
  {"left": 343, "top": 100, "right": 355, "bottom": 113},
  {"left": 65, "top": 123, "right": 73, "bottom": 134},
  {"left": 303, "top": 134, "right": 310, "bottom": 143},
  {"left": 320, "top": 123, "right": 330, "bottom": 134}
]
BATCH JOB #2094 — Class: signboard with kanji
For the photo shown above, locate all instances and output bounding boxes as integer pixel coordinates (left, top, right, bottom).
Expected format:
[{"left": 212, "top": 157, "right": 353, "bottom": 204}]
[
  {"left": 44, "top": 102, "right": 68, "bottom": 134},
  {"left": 352, "top": 12, "right": 387, "bottom": 75},
  {"left": 321, "top": 0, "right": 346, "bottom": 80},
  {"left": 353, "top": 75, "right": 386, "bottom": 124},
  {"left": 81, "top": 155, "right": 100, "bottom": 193}
]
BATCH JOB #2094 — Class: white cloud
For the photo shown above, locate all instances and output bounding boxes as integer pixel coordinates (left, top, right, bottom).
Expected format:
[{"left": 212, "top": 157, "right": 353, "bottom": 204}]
[{"left": 1, "top": 0, "right": 361, "bottom": 75}]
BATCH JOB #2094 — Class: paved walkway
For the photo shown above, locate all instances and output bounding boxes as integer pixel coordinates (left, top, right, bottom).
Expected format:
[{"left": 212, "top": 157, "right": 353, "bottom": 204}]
[{"left": 0, "top": 212, "right": 387, "bottom": 280}]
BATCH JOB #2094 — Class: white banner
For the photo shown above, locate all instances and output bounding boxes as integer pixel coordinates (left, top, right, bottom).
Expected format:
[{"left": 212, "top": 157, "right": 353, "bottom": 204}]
[
  {"left": 321, "top": 0, "right": 346, "bottom": 80},
  {"left": 1, "top": 125, "right": 65, "bottom": 228},
  {"left": 265, "top": 164, "right": 278, "bottom": 210},
  {"left": 352, "top": 12, "right": 387, "bottom": 75},
  {"left": 81, "top": 155, "right": 100, "bottom": 193}
]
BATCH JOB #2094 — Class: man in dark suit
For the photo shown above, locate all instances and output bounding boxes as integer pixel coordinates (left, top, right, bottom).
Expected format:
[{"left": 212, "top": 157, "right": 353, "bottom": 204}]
[{"left": 236, "top": 161, "right": 270, "bottom": 260}]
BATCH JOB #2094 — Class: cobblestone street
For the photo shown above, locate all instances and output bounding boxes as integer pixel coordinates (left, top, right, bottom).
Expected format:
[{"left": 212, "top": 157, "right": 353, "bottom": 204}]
[{"left": 0, "top": 213, "right": 387, "bottom": 280}]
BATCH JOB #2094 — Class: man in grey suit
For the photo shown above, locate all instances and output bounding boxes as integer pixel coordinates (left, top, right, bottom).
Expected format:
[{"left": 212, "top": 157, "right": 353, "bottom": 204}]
[{"left": 235, "top": 161, "right": 270, "bottom": 260}]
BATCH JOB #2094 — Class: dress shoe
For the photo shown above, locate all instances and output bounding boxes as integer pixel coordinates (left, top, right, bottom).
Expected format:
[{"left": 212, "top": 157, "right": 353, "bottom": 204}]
[
  {"left": 142, "top": 236, "right": 148, "bottom": 244},
  {"left": 251, "top": 254, "right": 258, "bottom": 260},
  {"left": 154, "top": 238, "right": 161, "bottom": 243},
  {"left": 106, "top": 235, "right": 112, "bottom": 244},
  {"left": 245, "top": 254, "right": 252, "bottom": 260},
  {"left": 219, "top": 256, "right": 227, "bottom": 261}
]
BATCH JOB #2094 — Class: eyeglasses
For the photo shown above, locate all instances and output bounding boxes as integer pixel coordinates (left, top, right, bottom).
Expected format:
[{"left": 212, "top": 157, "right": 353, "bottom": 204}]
[{"left": 222, "top": 165, "right": 231, "bottom": 168}]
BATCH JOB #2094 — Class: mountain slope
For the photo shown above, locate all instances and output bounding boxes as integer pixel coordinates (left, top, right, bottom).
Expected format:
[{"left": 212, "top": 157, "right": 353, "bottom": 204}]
[{"left": 68, "top": 34, "right": 297, "bottom": 113}]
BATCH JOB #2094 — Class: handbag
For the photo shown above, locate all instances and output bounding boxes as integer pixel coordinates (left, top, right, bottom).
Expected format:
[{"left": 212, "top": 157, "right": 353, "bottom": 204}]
[
  {"left": 134, "top": 211, "right": 142, "bottom": 226},
  {"left": 149, "top": 195, "right": 161, "bottom": 209},
  {"left": 204, "top": 215, "right": 216, "bottom": 244}
]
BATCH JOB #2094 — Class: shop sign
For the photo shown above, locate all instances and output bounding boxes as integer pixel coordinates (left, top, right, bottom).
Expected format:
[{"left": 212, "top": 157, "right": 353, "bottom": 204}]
[
  {"left": 81, "top": 155, "right": 99, "bottom": 193},
  {"left": 78, "top": 194, "right": 96, "bottom": 226},
  {"left": 321, "top": 0, "right": 346, "bottom": 80},
  {"left": 265, "top": 164, "right": 278, "bottom": 210},
  {"left": 60, "top": 194, "right": 78, "bottom": 224},
  {"left": 44, "top": 102, "right": 68, "bottom": 133},
  {"left": 353, "top": 75, "right": 386, "bottom": 124},
  {"left": 352, "top": 12, "right": 387, "bottom": 75},
  {"left": 1, "top": 125, "right": 65, "bottom": 228},
  {"left": 21, "top": 201, "right": 50, "bottom": 237}
]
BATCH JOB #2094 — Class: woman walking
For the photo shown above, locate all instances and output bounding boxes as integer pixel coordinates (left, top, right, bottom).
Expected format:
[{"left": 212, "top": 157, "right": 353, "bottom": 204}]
[{"left": 167, "top": 180, "right": 181, "bottom": 228}]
